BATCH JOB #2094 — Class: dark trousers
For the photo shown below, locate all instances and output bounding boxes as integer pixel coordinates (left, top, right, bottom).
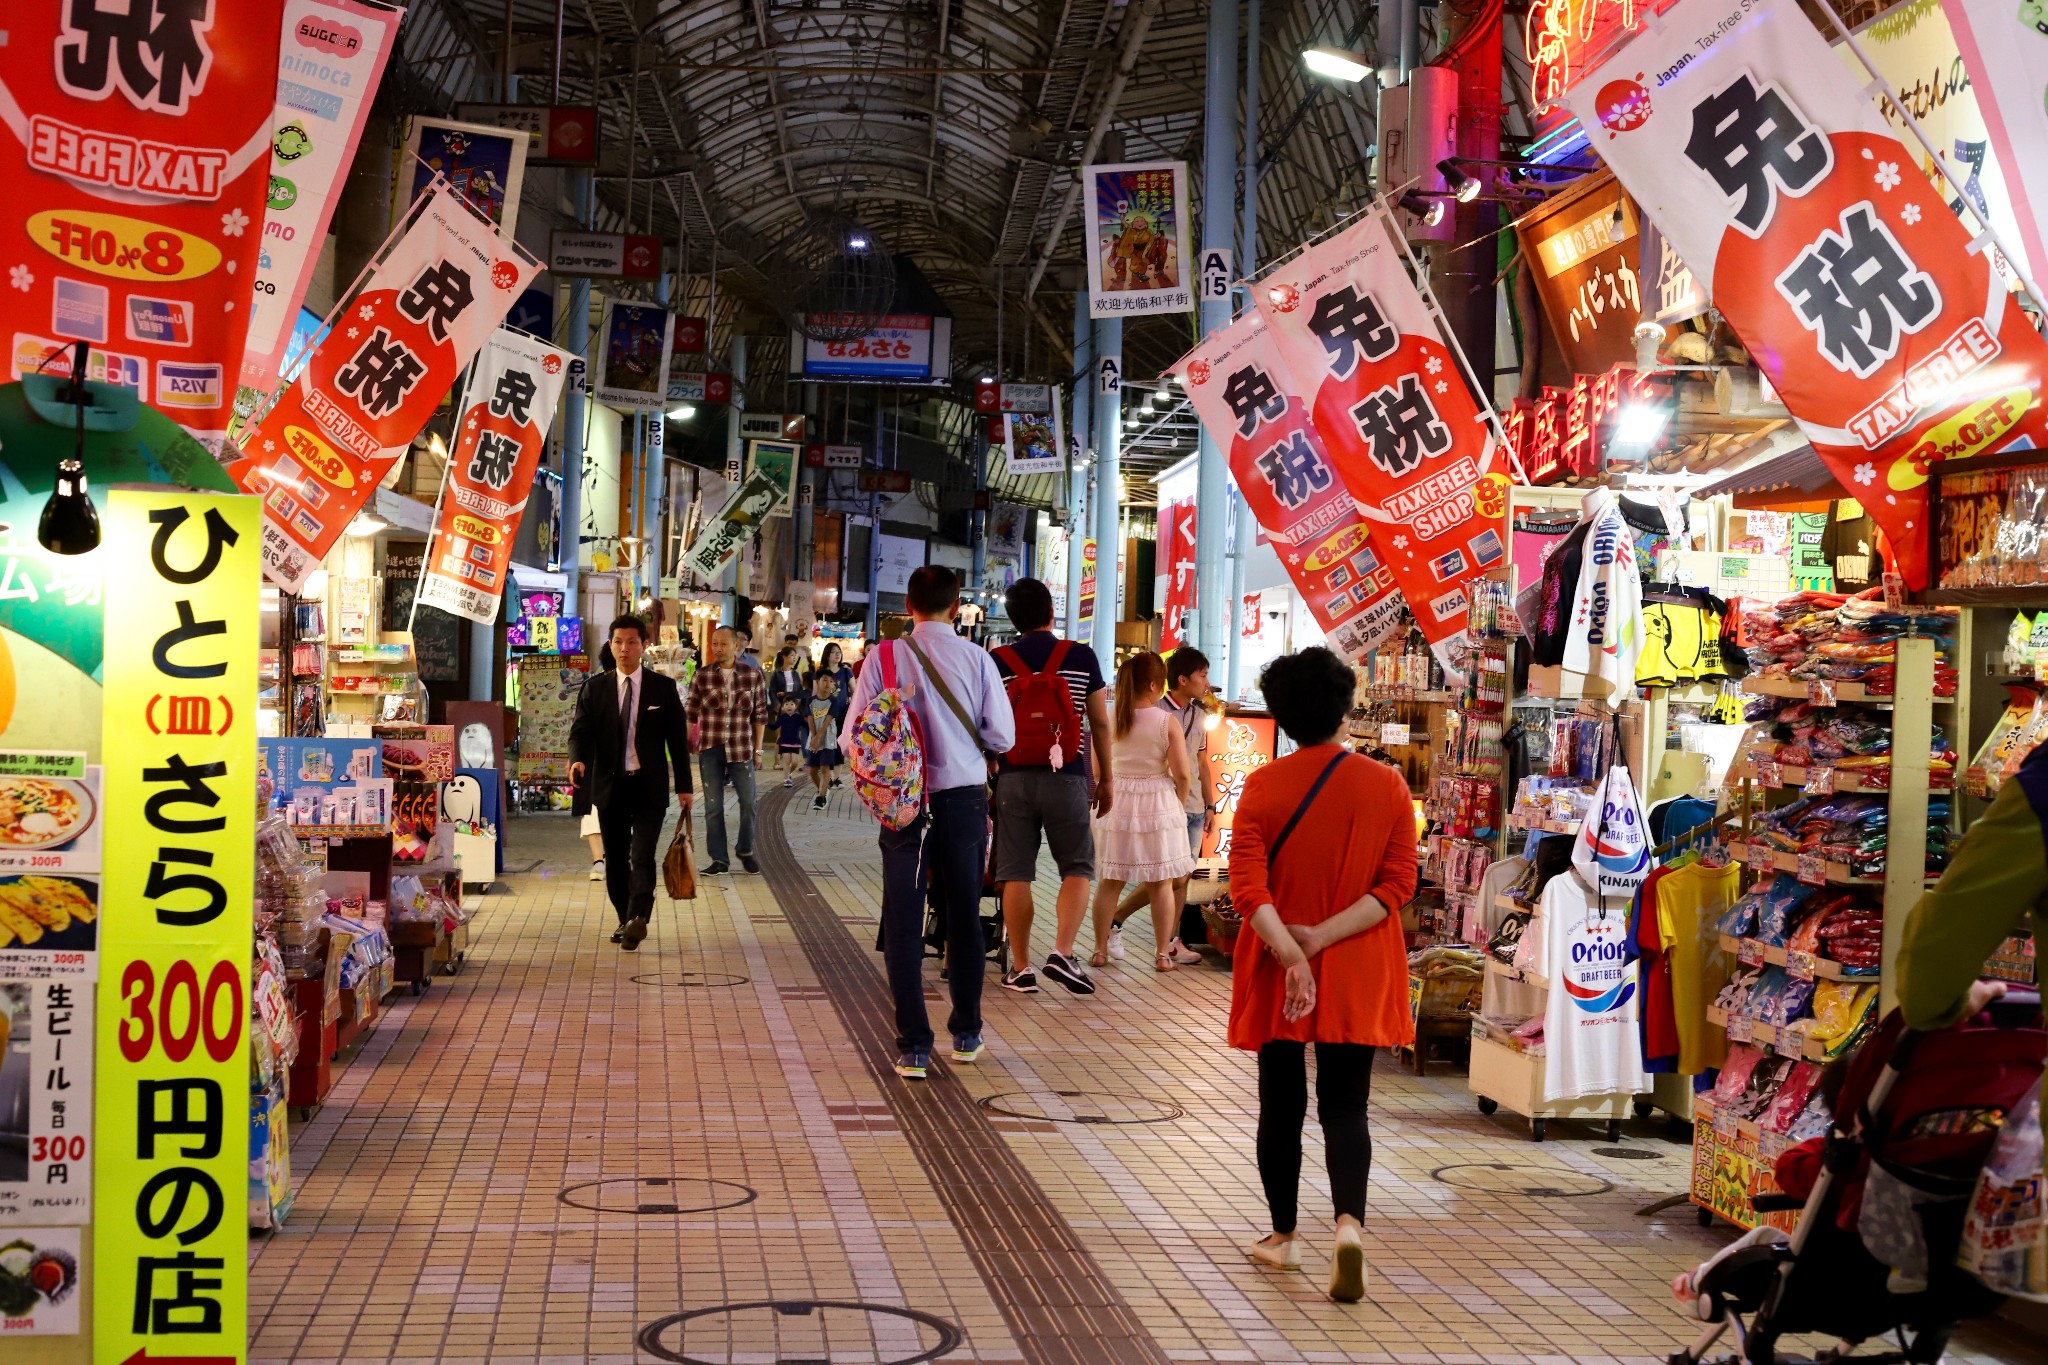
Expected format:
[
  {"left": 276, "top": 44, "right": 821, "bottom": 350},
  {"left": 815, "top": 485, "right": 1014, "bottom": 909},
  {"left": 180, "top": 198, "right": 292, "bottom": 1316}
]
[
  {"left": 879, "top": 785, "right": 988, "bottom": 1053},
  {"left": 599, "top": 769, "right": 665, "bottom": 926},
  {"left": 1257, "top": 1040, "right": 1377, "bottom": 1235}
]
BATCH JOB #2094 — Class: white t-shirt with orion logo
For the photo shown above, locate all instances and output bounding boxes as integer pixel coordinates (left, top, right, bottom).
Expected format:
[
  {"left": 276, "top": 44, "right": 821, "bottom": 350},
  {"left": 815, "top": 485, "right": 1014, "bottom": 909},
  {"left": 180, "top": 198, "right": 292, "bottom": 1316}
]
[{"left": 1536, "top": 870, "right": 1646, "bottom": 1103}]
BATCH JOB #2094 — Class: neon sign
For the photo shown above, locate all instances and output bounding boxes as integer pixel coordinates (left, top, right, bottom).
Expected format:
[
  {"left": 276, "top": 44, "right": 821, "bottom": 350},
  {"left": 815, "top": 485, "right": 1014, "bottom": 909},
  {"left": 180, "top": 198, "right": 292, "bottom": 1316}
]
[{"left": 1526, "top": 0, "right": 1644, "bottom": 111}]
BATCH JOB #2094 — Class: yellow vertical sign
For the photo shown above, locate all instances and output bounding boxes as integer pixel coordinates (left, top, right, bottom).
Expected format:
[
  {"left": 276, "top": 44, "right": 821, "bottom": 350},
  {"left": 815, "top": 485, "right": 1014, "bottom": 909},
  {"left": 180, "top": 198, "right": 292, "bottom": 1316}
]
[{"left": 94, "top": 491, "right": 258, "bottom": 1365}]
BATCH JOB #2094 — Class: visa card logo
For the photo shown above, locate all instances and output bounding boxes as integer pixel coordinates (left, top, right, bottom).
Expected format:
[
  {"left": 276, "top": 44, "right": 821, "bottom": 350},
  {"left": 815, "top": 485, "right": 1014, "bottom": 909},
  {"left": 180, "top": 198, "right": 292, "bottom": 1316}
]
[
  {"left": 126, "top": 295, "right": 193, "bottom": 346},
  {"left": 157, "top": 362, "right": 222, "bottom": 408}
]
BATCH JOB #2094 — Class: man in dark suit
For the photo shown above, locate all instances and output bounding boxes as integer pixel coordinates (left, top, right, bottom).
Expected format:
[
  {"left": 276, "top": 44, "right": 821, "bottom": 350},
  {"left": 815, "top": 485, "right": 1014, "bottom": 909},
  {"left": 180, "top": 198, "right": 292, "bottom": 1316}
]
[{"left": 569, "top": 614, "right": 693, "bottom": 950}]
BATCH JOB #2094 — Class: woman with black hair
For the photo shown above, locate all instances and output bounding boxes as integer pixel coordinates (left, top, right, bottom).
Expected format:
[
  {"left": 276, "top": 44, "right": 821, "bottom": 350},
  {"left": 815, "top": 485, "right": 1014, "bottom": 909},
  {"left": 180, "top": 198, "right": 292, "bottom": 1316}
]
[
  {"left": 767, "top": 646, "right": 807, "bottom": 710},
  {"left": 1228, "top": 647, "right": 1416, "bottom": 1302}
]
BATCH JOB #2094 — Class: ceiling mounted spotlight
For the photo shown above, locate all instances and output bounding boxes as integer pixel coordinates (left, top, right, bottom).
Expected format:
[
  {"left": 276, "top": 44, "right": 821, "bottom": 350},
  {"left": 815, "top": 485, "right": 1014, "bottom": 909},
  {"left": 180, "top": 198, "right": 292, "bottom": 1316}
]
[
  {"left": 1437, "top": 158, "right": 1482, "bottom": 203},
  {"left": 1398, "top": 191, "right": 1446, "bottom": 228},
  {"left": 38, "top": 340, "right": 99, "bottom": 556},
  {"left": 1302, "top": 45, "right": 1373, "bottom": 82}
]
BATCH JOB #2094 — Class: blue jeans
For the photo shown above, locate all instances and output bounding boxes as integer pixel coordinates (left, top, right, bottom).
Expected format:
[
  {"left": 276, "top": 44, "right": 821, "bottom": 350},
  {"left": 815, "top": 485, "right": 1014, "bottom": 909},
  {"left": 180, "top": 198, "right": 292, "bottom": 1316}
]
[
  {"left": 879, "top": 785, "right": 987, "bottom": 1054},
  {"left": 698, "top": 745, "right": 757, "bottom": 863}
]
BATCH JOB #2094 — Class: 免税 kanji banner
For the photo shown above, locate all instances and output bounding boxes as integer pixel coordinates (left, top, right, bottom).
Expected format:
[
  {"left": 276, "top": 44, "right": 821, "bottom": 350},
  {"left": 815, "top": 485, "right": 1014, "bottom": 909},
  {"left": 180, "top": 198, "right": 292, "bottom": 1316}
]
[
  {"left": 416, "top": 329, "right": 572, "bottom": 624},
  {"left": 1, "top": 0, "right": 288, "bottom": 450},
  {"left": 1561, "top": 0, "right": 2048, "bottom": 589},
  {"left": 1177, "top": 310, "right": 1407, "bottom": 662},
  {"left": 228, "top": 182, "right": 538, "bottom": 590},
  {"left": 1254, "top": 211, "right": 1508, "bottom": 651}
]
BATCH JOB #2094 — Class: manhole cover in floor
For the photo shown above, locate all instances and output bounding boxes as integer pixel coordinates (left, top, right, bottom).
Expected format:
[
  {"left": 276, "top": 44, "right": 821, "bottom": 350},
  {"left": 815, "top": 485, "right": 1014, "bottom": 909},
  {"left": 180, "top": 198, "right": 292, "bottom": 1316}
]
[
  {"left": 1591, "top": 1146, "right": 1665, "bottom": 1161},
  {"left": 637, "top": 1300, "right": 964, "bottom": 1365},
  {"left": 557, "top": 1176, "right": 758, "bottom": 1215},
  {"left": 976, "top": 1090, "right": 1185, "bottom": 1125},
  {"left": 629, "top": 972, "right": 750, "bottom": 988},
  {"left": 1431, "top": 1162, "right": 1613, "bottom": 1197}
]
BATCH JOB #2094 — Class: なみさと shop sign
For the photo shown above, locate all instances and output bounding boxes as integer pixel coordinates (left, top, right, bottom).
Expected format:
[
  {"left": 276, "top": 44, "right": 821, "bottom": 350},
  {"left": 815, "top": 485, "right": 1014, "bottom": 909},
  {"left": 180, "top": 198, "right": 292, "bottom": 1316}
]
[{"left": 94, "top": 490, "right": 257, "bottom": 1364}]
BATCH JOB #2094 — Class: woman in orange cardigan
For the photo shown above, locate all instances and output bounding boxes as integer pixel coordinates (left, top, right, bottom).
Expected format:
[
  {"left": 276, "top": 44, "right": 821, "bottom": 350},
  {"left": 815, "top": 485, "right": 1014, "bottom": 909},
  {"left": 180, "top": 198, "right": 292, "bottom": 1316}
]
[{"left": 1228, "top": 647, "right": 1418, "bottom": 1303}]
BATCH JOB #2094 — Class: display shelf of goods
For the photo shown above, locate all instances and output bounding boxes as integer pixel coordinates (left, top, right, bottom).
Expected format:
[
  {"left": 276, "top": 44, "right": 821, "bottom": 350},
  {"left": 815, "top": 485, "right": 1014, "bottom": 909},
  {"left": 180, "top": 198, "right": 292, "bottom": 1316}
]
[
  {"left": 1508, "top": 812, "right": 1582, "bottom": 835},
  {"left": 1484, "top": 957, "right": 1549, "bottom": 990},
  {"left": 1740, "top": 677, "right": 1946, "bottom": 705},
  {"left": 1468, "top": 1035, "right": 1633, "bottom": 1142},
  {"left": 1716, "top": 935, "right": 1871, "bottom": 982},
  {"left": 1729, "top": 760, "right": 1945, "bottom": 794},
  {"left": 1727, "top": 842, "right": 1886, "bottom": 886}
]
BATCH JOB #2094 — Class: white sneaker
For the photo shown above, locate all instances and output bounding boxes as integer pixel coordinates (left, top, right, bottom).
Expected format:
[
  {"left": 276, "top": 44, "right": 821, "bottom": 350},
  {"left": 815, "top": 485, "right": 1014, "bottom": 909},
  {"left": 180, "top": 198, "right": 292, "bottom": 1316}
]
[
  {"left": 1327, "top": 1224, "right": 1368, "bottom": 1302},
  {"left": 1248, "top": 1234, "right": 1300, "bottom": 1271},
  {"left": 589, "top": 859, "right": 605, "bottom": 882},
  {"left": 1167, "top": 937, "right": 1202, "bottom": 965},
  {"left": 1107, "top": 925, "right": 1125, "bottom": 961}
]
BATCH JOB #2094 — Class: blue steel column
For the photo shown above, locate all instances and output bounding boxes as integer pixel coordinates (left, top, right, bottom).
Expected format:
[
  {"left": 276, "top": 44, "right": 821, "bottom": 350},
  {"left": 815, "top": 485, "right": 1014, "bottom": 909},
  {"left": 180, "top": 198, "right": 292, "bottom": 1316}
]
[
  {"left": 560, "top": 171, "right": 592, "bottom": 617},
  {"left": 1091, "top": 316, "right": 1121, "bottom": 666},
  {"left": 1192, "top": 0, "right": 1239, "bottom": 661},
  {"left": 1226, "top": 0, "right": 1262, "bottom": 703},
  {"left": 1066, "top": 291, "right": 1092, "bottom": 636}
]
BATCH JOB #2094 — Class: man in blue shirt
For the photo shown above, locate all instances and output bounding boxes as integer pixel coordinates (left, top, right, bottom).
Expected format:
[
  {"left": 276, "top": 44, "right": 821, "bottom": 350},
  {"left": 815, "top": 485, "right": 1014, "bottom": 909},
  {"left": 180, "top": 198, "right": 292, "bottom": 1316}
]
[{"left": 845, "top": 565, "right": 1016, "bottom": 1080}]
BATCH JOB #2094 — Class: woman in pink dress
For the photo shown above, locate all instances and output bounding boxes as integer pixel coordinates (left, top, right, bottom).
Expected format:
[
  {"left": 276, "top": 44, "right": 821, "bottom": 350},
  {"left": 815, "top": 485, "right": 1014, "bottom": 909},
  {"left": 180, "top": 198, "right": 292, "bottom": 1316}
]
[{"left": 1090, "top": 652, "right": 1200, "bottom": 971}]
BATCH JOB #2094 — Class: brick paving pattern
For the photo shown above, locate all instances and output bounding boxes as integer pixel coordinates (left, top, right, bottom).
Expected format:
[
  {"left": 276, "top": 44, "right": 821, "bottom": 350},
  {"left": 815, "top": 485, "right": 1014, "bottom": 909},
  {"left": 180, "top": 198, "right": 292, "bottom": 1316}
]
[{"left": 248, "top": 787, "right": 2048, "bottom": 1364}]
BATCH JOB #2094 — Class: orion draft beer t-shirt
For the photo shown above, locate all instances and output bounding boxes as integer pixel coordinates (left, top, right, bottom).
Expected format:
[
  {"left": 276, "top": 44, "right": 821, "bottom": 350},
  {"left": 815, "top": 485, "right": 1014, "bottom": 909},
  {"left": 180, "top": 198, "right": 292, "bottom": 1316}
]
[{"left": 1536, "top": 870, "right": 1646, "bottom": 1103}]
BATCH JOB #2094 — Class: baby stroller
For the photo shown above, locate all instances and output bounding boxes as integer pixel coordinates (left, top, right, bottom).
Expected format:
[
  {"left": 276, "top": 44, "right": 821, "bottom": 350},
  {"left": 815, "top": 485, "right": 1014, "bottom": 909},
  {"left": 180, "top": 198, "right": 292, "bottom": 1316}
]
[{"left": 1671, "top": 991, "right": 2044, "bottom": 1365}]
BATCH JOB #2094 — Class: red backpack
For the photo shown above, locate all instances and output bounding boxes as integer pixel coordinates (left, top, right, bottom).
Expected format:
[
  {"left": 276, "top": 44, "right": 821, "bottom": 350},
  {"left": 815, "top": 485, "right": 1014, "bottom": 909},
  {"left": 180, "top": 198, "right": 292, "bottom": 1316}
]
[{"left": 994, "top": 640, "right": 1081, "bottom": 770}]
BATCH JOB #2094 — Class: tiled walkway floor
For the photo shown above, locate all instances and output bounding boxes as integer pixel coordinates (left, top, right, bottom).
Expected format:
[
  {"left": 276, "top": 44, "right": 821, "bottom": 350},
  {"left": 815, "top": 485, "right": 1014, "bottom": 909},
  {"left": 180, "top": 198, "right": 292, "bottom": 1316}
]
[{"left": 250, "top": 789, "right": 2048, "bottom": 1364}]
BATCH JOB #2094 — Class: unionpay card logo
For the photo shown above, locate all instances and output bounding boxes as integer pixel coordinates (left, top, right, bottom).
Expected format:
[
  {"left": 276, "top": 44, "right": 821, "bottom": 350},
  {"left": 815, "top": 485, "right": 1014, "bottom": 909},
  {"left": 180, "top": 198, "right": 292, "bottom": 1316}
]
[{"left": 126, "top": 296, "right": 193, "bottom": 346}]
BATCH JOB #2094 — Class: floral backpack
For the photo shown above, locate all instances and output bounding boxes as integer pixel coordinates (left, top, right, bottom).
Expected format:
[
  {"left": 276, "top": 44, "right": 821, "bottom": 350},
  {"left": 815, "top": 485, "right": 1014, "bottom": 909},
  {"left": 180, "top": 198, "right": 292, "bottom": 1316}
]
[{"left": 847, "top": 640, "right": 927, "bottom": 830}]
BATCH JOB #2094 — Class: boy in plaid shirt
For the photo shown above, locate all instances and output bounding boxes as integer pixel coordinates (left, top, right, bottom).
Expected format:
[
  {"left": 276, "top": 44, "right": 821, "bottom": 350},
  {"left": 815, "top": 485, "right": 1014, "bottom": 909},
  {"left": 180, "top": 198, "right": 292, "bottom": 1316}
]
[{"left": 687, "top": 625, "right": 771, "bottom": 873}]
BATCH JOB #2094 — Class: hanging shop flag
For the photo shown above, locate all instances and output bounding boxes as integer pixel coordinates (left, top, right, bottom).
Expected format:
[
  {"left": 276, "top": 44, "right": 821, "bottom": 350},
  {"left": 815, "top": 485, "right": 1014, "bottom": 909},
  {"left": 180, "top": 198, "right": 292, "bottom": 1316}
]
[
  {"left": 1940, "top": 0, "right": 2048, "bottom": 279},
  {"left": 1083, "top": 162, "right": 1194, "bottom": 318},
  {"left": 1, "top": 0, "right": 289, "bottom": 450},
  {"left": 95, "top": 488, "right": 259, "bottom": 1365},
  {"left": 1561, "top": 0, "right": 2048, "bottom": 590},
  {"left": 1176, "top": 310, "right": 1407, "bottom": 662},
  {"left": 594, "top": 300, "right": 673, "bottom": 411},
  {"left": 1157, "top": 499, "right": 1197, "bottom": 652},
  {"left": 239, "top": 0, "right": 404, "bottom": 399},
  {"left": 1078, "top": 538, "right": 1098, "bottom": 627},
  {"left": 681, "top": 469, "right": 787, "bottom": 583},
  {"left": 399, "top": 115, "right": 528, "bottom": 238},
  {"left": 230, "top": 181, "right": 540, "bottom": 590},
  {"left": 1253, "top": 210, "right": 1509, "bottom": 654},
  {"left": 1004, "top": 391, "right": 1065, "bottom": 477},
  {"left": 416, "top": 329, "right": 573, "bottom": 624}
]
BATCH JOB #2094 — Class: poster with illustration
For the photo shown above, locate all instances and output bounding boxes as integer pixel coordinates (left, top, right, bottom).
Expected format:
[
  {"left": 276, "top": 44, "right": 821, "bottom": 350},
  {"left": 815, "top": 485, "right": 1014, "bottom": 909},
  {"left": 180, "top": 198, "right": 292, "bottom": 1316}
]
[
  {"left": 0, "top": 1225, "right": 82, "bottom": 1332},
  {"left": 594, "top": 301, "right": 675, "bottom": 410},
  {"left": 1083, "top": 162, "right": 1193, "bottom": 318},
  {"left": 1004, "top": 392, "right": 1065, "bottom": 478},
  {"left": 0, "top": 980, "right": 94, "bottom": 1225},
  {"left": 401, "top": 115, "right": 529, "bottom": 237}
]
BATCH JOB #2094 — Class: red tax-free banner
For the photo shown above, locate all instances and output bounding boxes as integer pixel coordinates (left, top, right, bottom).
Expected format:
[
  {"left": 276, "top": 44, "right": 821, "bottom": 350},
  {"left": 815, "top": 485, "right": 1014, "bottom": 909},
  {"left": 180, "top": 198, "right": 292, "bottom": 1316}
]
[
  {"left": 1176, "top": 310, "right": 1407, "bottom": 662},
  {"left": 228, "top": 182, "right": 538, "bottom": 590},
  {"left": 1255, "top": 210, "right": 1510, "bottom": 653},
  {"left": 416, "top": 328, "right": 573, "bottom": 624},
  {"left": 1, "top": 0, "right": 287, "bottom": 450},
  {"left": 1562, "top": 0, "right": 2048, "bottom": 589}
]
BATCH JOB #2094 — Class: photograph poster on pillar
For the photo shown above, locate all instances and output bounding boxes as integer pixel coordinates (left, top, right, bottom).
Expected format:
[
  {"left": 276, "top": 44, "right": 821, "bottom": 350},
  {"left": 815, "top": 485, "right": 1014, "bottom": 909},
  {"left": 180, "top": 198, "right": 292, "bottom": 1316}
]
[
  {"left": 1004, "top": 391, "right": 1065, "bottom": 478},
  {"left": 1177, "top": 309, "right": 1406, "bottom": 664},
  {"left": 1083, "top": 161, "right": 1193, "bottom": 318},
  {"left": 1255, "top": 207, "right": 1510, "bottom": 662},
  {"left": 594, "top": 301, "right": 675, "bottom": 411},
  {"left": 1560, "top": 0, "right": 2048, "bottom": 590},
  {"left": 399, "top": 115, "right": 530, "bottom": 238},
  {"left": 416, "top": 329, "right": 575, "bottom": 624},
  {"left": 239, "top": 0, "right": 404, "bottom": 399},
  {"left": 0, "top": 750, "right": 103, "bottom": 979},
  {"left": 1, "top": 0, "right": 289, "bottom": 451},
  {"left": 228, "top": 180, "right": 541, "bottom": 591},
  {"left": 0, "top": 979, "right": 96, "bottom": 1232}
]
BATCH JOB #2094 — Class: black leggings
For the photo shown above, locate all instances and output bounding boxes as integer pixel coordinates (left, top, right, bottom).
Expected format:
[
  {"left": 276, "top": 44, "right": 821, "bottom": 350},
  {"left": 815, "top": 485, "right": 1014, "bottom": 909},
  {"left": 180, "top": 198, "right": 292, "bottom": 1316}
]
[{"left": 1257, "top": 1041, "right": 1376, "bottom": 1236}]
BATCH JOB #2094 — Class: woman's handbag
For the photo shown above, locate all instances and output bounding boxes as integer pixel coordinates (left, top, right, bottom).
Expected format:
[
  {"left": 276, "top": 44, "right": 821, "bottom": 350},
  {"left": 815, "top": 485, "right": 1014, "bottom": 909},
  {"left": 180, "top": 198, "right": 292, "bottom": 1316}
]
[{"left": 664, "top": 824, "right": 697, "bottom": 900}]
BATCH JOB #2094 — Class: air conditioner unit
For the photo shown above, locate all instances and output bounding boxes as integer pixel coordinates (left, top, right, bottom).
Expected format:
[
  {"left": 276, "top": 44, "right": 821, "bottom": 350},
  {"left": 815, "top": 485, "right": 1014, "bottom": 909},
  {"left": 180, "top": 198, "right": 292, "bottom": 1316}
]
[{"left": 1375, "top": 67, "right": 1458, "bottom": 244}]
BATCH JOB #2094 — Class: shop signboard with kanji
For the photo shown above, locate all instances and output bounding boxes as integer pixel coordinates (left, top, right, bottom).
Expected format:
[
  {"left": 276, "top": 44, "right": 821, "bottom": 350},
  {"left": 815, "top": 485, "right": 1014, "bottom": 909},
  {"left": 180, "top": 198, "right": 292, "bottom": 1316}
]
[
  {"left": 798, "top": 315, "right": 942, "bottom": 380},
  {"left": 1177, "top": 310, "right": 1406, "bottom": 662},
  {"left": 1198, "top": 714, "right": 1277, "bottom": 861},
  {"left": 1083, "top": 162, "right": 1193, "bottom": 318},
  {"left": 229, "top": 181, "right": 538, "bottom": 591},
  {"left": 416, "top": 329, "right": 573, "bottom": 625},
  {"left": 239, "top": 0, "right": 403, "bottom": 398},
  {"left": 1562, "top": 0, "right": 2048, "bottom": 589},
  {"left": 1255, "top": 210, "right": 1510, "bottom": 655},
  {"left": 453, "top": 102, "right": 601, "bottom": 165},
  {"left": 95, "top": 489, "right": 258, "bottom": 1365},
  {"left": 1, "top": 0, "right": 289, "bottom": 451},
  {"left": 1156, "top": 499, "right": 1197, "bottom": 651}
]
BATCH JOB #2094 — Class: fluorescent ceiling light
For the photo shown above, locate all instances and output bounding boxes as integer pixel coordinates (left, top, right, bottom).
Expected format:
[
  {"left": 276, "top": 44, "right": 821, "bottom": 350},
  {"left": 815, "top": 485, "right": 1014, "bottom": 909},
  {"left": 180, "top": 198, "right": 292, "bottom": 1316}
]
[
  {"left": 1614, "top": 404, "right": 1669, "bottom": 446},
  {"left": 1303, "top": 46, "right": 1372, "bottom": 82},
  {"left": 668, "top": 403, "right": 697, "bottom": 420},
  {"left": 346, "top": 512, "right": 387, "bottom": 538}
]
